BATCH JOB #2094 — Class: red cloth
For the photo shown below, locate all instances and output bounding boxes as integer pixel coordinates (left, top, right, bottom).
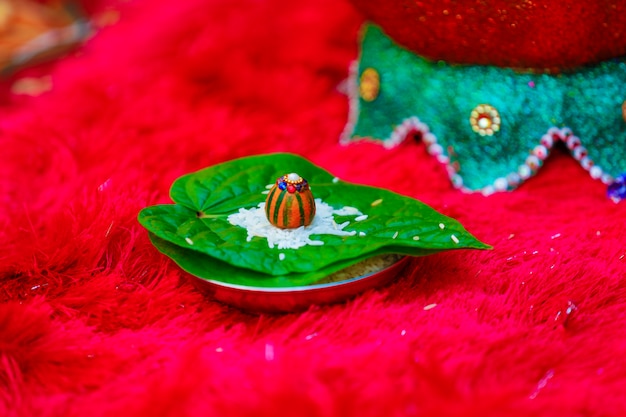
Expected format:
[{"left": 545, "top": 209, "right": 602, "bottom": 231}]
[{"left": 1, "top": 0, "right": 625, "bottom": 415}]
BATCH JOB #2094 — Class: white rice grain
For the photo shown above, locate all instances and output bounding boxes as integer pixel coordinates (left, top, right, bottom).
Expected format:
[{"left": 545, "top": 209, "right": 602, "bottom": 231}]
[
  {"left": 334, "top": 206, "right": 362, "bottom": 216},
  {"left": 228, "top": 199, "right": 364, "bottom": 250}
]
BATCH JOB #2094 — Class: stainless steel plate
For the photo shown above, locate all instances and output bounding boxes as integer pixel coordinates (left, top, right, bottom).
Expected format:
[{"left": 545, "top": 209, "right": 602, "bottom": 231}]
[{"left": 188, "top": 256, "right": 411, "bottom": 313}]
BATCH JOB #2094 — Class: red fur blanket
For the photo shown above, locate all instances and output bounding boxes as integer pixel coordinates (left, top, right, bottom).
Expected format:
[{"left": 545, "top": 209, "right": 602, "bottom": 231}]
[{"left": 2, "top": 0, "right": 625, "bottom": 415}]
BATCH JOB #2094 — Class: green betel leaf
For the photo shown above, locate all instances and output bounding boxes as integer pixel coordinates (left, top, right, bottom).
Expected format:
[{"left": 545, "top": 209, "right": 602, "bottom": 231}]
[
  {"left": 148, "top": 234, "right": 391, "bottom": 288},
  {"left": 138, "top": 153, "right": 490, "bottom": 282}
]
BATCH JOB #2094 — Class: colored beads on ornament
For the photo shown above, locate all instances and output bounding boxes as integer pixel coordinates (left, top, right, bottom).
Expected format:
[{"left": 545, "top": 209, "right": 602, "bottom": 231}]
[
  {"left": 265, "top": 173, "right": 316, "bottom": 229},
  {"left": 359, "top": 68, "right": 380, "bottom": 102},
  {"left": 470, "top": 104, "right": 501, "bottom": 136},
  {"left": 607, "top": 174, "right": 626, "bottom": 202}
]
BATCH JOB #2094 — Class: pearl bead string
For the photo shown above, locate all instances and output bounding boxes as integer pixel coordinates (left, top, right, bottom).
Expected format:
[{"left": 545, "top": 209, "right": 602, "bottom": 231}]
[{"left": 345, "top": 108, "right": 615, "bottom": 197}]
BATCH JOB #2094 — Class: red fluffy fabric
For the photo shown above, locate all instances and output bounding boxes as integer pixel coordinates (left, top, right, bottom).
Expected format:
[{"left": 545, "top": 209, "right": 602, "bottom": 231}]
[{"left": 2, "top": 0, "right": 626, "bottom": 416}]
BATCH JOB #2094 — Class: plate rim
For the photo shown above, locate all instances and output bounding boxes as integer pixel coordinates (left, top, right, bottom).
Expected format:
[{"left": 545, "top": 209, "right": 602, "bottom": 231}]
[{"left": 196, "top": 255, "right": 411, "bottom": 294}]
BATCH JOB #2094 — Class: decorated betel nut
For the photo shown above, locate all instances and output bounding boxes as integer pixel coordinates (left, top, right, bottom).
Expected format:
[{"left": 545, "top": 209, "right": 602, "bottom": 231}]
[{"left": 265, "top": 173, "right": 316, "bottom": 229}]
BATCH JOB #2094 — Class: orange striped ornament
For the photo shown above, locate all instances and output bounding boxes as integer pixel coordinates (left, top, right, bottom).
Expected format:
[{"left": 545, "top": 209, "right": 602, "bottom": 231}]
[{"left": 265, "top": 173, "right": 316, "bottom": 229}]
